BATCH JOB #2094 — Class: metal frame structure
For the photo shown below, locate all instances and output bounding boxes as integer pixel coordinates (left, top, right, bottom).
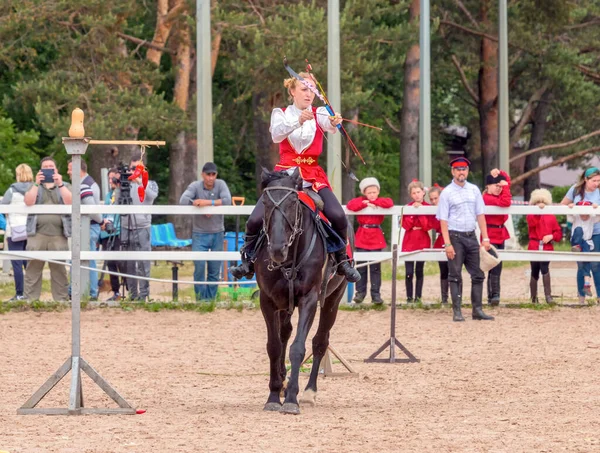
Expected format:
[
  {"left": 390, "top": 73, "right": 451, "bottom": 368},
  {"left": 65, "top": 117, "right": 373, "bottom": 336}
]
[{"left": 17, "top": 137, "right": 162, "bottom": 415}]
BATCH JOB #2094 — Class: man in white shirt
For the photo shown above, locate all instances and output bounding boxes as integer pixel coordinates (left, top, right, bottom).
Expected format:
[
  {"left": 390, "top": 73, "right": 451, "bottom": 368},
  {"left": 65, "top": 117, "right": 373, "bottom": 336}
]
[{"left": 436, "top": 157, "right": 495, "bottom": 322}]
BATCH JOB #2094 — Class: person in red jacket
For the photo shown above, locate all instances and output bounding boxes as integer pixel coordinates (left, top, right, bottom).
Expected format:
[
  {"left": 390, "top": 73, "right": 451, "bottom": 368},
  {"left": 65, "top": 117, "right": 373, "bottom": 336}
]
[
  {"left": 482, "top": 168, "right": 512, "bottom": 306},
  {"left": 402, "top": 180, "right": 431, "bottom": 302},
  {"left": 347, "top": 177, "right": 394, "bottom": 304},
  {"left": 428, "top": 184, "right": 449, "bottom": 304},
  {"left": 527, "top": 189, "right": 563, "bottom": 303}
]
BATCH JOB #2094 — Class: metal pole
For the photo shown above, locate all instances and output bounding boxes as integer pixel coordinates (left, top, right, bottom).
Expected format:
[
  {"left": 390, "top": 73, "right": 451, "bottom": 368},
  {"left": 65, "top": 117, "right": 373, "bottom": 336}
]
[
  {"left": 419, "top": 0, "right": 432, "bottom": 189},
  {"left": 498, "top": 0, "right": 510, "bottom": 172},
  {"left": 197, "top": 0, "right": 214, "bottom": 178},
  {"left": 327, "top": 0, "right": 342, "bottom": 200},
  {"left": 71, "top": 155, "right": 82, "bottom": 359}
]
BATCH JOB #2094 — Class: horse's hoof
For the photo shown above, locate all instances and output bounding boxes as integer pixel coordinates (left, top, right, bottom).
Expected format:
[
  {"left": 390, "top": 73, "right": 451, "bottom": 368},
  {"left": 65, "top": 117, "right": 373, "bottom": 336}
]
[
  {"left": 263, "top": 402, "right": 282, "bottom": 412},
  {"left": 299, "top": 389, "right": 317, "bottom": 407},
  {"left": 280, "top": 402, "right": 300, "bottom": 415}
]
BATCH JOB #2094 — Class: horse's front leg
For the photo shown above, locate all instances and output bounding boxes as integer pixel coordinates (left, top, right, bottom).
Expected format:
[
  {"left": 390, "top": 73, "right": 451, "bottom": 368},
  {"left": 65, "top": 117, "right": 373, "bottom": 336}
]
[
  {"left": 281, "top": 291, "right": 319, "bottom": 415},
  {"left": 279, "top": 310, "right": 293, "bottom": 397},
  {"left": 260, "top": 295, "right": 284, "bottom": 411},
  {"left": 300, "top": 279, "right": 346, "bottom": 407}
]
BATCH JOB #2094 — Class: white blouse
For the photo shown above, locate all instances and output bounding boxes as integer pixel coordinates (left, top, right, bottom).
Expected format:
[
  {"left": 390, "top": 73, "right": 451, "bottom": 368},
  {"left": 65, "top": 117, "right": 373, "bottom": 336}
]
[{"left": 270, "top": 104, "right": 338, "bottom": 154}]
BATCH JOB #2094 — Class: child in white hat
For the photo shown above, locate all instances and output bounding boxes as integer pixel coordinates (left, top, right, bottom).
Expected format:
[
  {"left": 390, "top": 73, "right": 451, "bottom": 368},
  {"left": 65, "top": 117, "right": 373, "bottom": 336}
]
[{"left": 347, "top": 177, "right": 394, "bottom": 304}]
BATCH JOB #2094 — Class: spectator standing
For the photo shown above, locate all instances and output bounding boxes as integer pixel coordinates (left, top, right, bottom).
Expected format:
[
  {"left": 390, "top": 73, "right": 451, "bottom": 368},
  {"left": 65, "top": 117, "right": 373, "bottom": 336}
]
[
  {"left": 180, "top": 162, "right": 232, "bottom": 301},
  {"left": 1, "top": 164, "right": 33, "bottom": 301},
  {"left": 569, "top": 201, "right": 597, "bottom": 303},
  {"left": 428, "top": 184, "right": 449, "bottom": 304},
  {"left": 68, "top": 159, "right": 103, "bottom": 299},
  {"left": 436, "top": 157, "right": 494, "bottom": 322},
  {"left": 560, "top": 167, "right": 600, "bottom": 303},
  {"left": 99, "top": 167, "right": 125, "bottom": 301},
  {"left": 23, "top": 157, "right": 73, "bottom": 301},
  {"left": 121, "top": 154, "right": 159, "bottom": 302},
  {"left": 401, "top": 180, "right": 431, "bottom": 303},
  {"left": 482, "top": 168, "right": 512, "bottom": 306},
  {"left": 346, "top": 177, "right": 393, "bottom": 304},
  {"left": 527, "top": 189, "right": 563, "bottom": 303}
]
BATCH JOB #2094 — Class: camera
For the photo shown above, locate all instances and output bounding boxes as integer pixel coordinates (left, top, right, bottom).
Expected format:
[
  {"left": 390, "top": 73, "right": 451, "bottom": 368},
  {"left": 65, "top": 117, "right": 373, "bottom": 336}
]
[{"left": 104, "top": 221, "right": 116, "bottom": 235}]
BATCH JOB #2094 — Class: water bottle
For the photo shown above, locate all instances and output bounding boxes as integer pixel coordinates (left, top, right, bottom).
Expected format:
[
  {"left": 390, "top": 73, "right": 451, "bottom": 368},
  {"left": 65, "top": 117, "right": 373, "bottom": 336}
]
[{"left": 539, "top": 240, "right": 544, "bottom": 251}]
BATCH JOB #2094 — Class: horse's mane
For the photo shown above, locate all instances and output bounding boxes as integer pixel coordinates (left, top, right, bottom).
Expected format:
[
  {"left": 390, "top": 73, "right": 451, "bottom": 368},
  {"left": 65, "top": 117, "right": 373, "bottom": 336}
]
[{"left": 260, "top": 169, "right": 300, "bottom": 191}]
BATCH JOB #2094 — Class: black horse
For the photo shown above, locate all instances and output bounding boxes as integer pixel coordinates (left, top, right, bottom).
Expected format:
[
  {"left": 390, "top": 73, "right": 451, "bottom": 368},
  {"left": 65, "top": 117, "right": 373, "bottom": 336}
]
[{"left": 256, "top": 168, "right": 349, "bottom": 415}]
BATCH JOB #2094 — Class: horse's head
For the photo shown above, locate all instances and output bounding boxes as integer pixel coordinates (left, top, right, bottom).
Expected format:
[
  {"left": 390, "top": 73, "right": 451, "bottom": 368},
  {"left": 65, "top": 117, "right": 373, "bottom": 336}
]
[{"left": 261, "top": 168, "right": 303, "bottom": 264}]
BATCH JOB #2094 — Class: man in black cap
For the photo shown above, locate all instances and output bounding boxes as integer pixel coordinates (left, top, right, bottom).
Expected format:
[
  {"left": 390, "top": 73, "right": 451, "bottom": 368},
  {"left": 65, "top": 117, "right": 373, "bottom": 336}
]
[
  {"left": 180, "top": 162, "right": 232, "bottom": 301},
  {"left": 436, "top": 157, "right": 495, "bottom": 321}
]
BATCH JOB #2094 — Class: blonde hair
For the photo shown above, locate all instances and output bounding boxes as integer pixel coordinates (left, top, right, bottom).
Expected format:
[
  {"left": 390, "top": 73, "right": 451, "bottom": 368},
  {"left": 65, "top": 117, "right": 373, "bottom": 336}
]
[
  {"left": 428, "top": 186, "right": 442, "bottom": 197},
  {"left": 529, "top": 188, "right": 552, "bottom": 206},
  {"left": 408, "top": 180, "right": 424, "bottom": 193},
  {"left": 284, "top": 72, "right": 317, "bottom": 100},
  {"left": 15, "top": 163, "right": 34, "bottom": 183}
]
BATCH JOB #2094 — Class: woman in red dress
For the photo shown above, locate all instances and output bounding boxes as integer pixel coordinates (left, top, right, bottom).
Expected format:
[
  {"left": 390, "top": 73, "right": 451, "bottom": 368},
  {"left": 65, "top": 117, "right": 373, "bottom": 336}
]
[
  {"left": 482, "top": 168, "right": 512, "bottom": 305},
  {"left": 231, "top": 72, "right": 360, "bottom": 282},
  {"left": 526, "top": 189, "right": 563, "bottom": 303},
  {"left": 401, "top": 180, "right": 431, "bottom": 303},
  {"left": 347, "top": 177, "right": 393, "bottom": 304}
]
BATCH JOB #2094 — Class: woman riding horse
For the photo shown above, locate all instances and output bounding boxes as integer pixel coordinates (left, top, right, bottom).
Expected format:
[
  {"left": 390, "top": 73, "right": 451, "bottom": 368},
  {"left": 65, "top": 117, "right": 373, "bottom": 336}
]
[{"left": 230, "top": 72, "right": 360, "bottom": 283}]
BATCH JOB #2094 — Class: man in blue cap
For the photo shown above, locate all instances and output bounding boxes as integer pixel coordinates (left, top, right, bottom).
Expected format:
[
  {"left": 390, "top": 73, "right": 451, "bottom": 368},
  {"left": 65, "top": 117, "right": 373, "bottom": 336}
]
[{"left": 436, "top": 157, "right": 495, "bottom": 322}]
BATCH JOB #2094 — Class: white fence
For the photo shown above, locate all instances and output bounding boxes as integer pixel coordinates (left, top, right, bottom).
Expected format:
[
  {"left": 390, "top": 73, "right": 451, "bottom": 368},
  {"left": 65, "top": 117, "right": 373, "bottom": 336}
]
[{"left": 0, "top": 203, "right": 596, "bottom": 264}]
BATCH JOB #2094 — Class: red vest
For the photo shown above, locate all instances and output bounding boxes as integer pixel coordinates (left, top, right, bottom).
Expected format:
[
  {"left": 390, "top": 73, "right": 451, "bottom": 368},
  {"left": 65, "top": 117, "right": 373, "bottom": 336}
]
[{"left": 273, "top": 107, "right": 331, "bottom": 192}]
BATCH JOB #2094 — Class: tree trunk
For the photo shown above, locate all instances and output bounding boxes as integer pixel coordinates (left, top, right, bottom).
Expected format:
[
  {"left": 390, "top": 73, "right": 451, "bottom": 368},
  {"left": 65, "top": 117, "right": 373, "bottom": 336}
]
[
  {"left": 523, "top": 90, "right": 553, "bottom": 201},
  {"left": 253, "top": 91, "right": 279, "bottom": 196},
  {"left": 146, "top": 0, "right": 179, "bottom": 66},
  {"left": 478, "top": 0, "right": 499, "bottom": 178},
  {"left": 168, "top": 4, "right": 193, "bottom": 236},
  {"left": 398, "top": 0, "right": 420, "bottom": 203}
]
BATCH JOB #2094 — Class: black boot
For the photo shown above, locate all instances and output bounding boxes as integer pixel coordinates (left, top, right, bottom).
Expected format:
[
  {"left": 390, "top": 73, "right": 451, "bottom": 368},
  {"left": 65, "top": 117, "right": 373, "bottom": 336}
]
[
  {"left": 405, "top": 274, "right": 414, "bottom": 303},
  {"left": 415, "top": 277, "right": 424, "bottom": 302},
  {"left": 440, "top": 278, "right": 449, "bottom": 304},
  {"left": 530, "top": 277, "right": 538, "bottom": 303},
  {"left": 230, "top": 233, "right": 258, "bottom": 280},
  {"left": 542, "top": 272, "right": 553, "bottom": 304},
  {"left": 489, "top": 274, "right": 501, "bottom": 306},
  {"left": 335, "top": 250, "right": 361, "bottom": 283},
  {"left": 449, "top": 280, "right": 464, "bottom": 322},
  {"left": 472, "top": 279, "right": 495, "bottom": 320}
]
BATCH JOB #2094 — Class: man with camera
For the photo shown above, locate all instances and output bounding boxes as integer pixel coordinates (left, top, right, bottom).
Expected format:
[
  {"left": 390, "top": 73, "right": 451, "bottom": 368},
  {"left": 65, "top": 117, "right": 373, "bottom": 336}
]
[
  {"left": 120, "top": 154, "right": 159, "bottom": 302},
  {"left": 180, "top": 162, "right": 231, "bottom": 301},
  {"left": 23, "top": 157, "right": 73, "bottom": 301},
  {"left": 68, "top": 159, "right": 103, "bottom": 300},
  {"left": 99, "top": 167, "right": 125, "bottom": 301}
]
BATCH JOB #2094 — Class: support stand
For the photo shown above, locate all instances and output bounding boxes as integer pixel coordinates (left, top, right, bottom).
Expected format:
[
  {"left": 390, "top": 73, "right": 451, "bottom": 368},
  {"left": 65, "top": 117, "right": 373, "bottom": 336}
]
[
  {"left": 301, "top": 345, "right": 358, "bottom": 378},
  {"left": 364, "top": 244, "right": 419, "bottom": 364},
  {"left": 16, "top": 137, "right": 157, "bottom": 415}
]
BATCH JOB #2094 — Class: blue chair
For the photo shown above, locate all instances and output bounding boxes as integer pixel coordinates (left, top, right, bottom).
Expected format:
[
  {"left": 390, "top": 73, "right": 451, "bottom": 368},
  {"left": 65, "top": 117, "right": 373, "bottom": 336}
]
[
  {"left": 156, "top": 223, "right": 192, "bottom": 248},
  {"left": 151, "top": 224, "right": 169, "bottom": 247}
]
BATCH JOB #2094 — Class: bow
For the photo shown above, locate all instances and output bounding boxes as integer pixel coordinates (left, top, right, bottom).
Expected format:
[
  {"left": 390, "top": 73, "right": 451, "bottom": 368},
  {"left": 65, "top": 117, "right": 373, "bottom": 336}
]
[{"left": 283, "top": 57, "right": 366, "bottom": 168}]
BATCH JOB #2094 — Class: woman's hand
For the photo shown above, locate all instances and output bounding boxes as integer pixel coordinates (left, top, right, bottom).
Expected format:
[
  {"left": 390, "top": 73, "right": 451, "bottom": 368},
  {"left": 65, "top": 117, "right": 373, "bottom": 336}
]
[
  {"left": 542, "top": 234, "right": 553, "bottom": 244},
  {"left": 490, "top": 168, "right": 500, "bottom": 178},
  {"left": 329, "top": 112, "right": 343, "bottom": 127},
  {"left": 299, "top": 109, "right": 314, "bottom": 125},
  {"left": 412, "top": 201, "right": 422, "bottom": 208}
]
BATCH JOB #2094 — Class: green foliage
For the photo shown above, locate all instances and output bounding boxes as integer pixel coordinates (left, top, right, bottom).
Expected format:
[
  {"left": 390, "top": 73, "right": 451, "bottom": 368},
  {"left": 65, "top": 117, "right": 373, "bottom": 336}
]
[{"left": 0, "top": 110, "right": 39, "bottom": 188}]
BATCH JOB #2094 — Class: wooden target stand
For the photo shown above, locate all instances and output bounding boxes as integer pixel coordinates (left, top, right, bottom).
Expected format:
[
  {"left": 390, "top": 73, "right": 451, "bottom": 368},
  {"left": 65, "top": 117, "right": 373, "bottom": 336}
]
[
  {"left": 364, "top": 245, "right": 419, "bottom": 364},
  {"left": 301, "top": 344, "right": 358, "bottom": 378},
  {"left": 18, "top": 121, "right": 165, "bottom": 415}
]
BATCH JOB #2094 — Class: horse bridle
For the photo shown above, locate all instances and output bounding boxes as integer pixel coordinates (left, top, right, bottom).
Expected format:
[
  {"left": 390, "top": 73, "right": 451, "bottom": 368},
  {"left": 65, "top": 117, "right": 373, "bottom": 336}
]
[{"left": 262, "top": 186, "right": 304, "bottom": 253}]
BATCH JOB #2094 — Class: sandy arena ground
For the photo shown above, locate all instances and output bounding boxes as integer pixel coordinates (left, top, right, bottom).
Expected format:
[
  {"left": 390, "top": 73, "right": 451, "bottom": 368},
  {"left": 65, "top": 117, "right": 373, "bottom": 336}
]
[{"left": 2, "top": 283, "right": 600, "bottom": 452}]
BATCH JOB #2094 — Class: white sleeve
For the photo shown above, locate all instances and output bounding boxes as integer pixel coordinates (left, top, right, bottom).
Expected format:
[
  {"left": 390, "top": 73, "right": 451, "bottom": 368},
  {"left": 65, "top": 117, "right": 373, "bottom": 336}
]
[
  {"left": 270, "top": 108, "right": 300, "bottom": 143},
  {"left": 316, "top": 106, "right": 338, "bottom": 134}
]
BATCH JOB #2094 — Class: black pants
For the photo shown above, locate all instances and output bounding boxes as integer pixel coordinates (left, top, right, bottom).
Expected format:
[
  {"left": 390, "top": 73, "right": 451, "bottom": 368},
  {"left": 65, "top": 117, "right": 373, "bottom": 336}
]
[
  {"left": 246, "top": 187, "right": 348, "bottom": 241},
  {"left": 530, "top": 261, "right": 550, "bottom": 280},
  {"left": 356, "top": 247, "right": 382, "bottom": 297},
  {"left": 447, "top": 231, "right": 485, "bottom": 306},
  {"left": 438, "top": 261, "right": 449, "bottom": 279},
  {"left": 100, "top": 236, "right": 126, "bottom": 293},
  {"left": 488, "top": 242, "right": 504, "bottom": 278}
]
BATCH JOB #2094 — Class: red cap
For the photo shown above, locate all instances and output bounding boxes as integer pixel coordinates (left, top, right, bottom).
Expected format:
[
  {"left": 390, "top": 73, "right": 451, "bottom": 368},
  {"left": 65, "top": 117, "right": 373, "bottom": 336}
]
[
  {"left": 450, "top": 157, "right": 471, "bottom": 168},
  {"left": 576, "top": 201, "right": 593, "bottom": 206}
]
